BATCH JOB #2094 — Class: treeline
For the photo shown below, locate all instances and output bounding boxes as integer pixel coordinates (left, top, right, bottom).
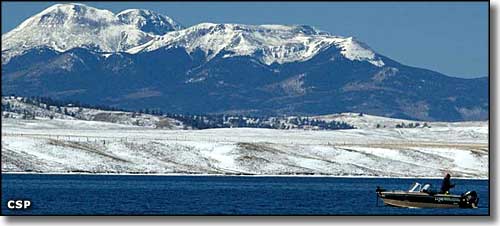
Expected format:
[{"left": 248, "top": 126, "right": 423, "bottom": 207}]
[
  {"left": 164, "top": 113, "right": 355, "bottom": 130},
  {"left": 2, "top": 96, "right": 124, "bottom": 112},
  {"left": 2, "top": 96, "right": 125, "bottom": 119},
  {"left": 2, "top": 95, "right": 355, "bottom": 130},
  {"left": 395, "top": 122, "right": 430, "bottom": 128}
]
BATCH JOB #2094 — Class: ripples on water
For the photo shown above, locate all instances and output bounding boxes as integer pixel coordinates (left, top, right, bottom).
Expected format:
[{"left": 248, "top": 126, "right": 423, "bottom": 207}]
[{"left": 1, "top": 174, "right": 489, "bottom": 215}]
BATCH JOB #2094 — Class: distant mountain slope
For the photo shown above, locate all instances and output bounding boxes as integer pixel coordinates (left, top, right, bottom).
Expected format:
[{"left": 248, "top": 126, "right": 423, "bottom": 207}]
[{"left": 1, "top": 3, "right": 488, "bottom": 121}]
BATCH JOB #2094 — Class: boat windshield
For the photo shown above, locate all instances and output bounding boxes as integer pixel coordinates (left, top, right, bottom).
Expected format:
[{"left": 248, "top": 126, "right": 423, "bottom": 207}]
[
  {"left": 421, "top": 183, "right": 432, "bottom": 192},
  {"left": 408, "top": 182, "right": 422, "bottom": 192}
]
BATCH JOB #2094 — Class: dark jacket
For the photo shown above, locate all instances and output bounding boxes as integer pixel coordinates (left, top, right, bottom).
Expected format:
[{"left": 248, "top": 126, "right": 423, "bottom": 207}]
[{"left": 440, "top": 175, "right": 455, "bottom": 193}]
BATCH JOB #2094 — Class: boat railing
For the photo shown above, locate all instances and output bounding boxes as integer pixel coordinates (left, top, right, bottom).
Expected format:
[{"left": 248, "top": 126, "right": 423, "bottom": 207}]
[{"left": 408, "top": 182, "right": 422, "bottom": 192}]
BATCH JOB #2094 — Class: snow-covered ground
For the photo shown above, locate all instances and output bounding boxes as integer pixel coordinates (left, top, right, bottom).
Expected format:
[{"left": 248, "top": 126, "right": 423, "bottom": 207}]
[
  {"left": 1, "top": 117, "right": 488, "bottom": 178},
  {"left": 313, "top": 112, "right": 486, "bottom": 129},
  {"left": 1, "top": 96, "right": 185, "bottom": 129}
]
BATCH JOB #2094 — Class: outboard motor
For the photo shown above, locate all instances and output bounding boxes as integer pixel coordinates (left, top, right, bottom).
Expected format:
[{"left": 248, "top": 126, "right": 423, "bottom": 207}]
[{"left": 460, "top": 191, "right": 479, "bottom": 208}]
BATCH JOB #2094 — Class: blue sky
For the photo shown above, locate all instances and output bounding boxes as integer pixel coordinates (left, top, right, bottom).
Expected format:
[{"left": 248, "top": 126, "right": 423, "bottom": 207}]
[{"left": 1, "top": 1, "right": 488, "bottom": 78}]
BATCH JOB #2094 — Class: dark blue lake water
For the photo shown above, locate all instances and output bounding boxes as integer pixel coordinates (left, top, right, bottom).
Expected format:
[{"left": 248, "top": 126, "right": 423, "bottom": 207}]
[{"left": 1, "top": 174, "right": 489, "bottom": 215}]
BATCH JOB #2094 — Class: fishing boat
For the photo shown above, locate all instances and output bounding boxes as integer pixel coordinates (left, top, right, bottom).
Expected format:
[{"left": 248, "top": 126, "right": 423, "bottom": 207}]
[{"left": 376, "top": 182, "right": 479, "bottom": 208}]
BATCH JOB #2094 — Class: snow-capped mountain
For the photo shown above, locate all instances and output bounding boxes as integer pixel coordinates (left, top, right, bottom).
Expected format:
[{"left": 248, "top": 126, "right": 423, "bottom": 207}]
[
  {"left": 1, "top": 3, "right": 181, "bottom": 64},
  {"left": 128, "top": 23, "right": 384, "bottom": 66},
  {"left": 1, "top": 3, "right": 489, "bottom": 121},
  {"left": 117, "top": 9, "right": 183, "bottom": 35},
  {"left": 2, "top": 3, "right": 381, "bottom": 67}
]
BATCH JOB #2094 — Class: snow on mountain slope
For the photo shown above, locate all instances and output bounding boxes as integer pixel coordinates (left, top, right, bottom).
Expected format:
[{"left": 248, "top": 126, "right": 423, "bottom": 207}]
[
  {"left": 3, "top": 3, "right": 384, "bottom": 66},
  {"left": 1, "top": 3, "right": 181, "bottom": 64},
  {"left": 117, "top": 9, "right": 183, "bottom": 35},
  {"left": 128, "top": 23, "right": 385, "bottom": 66},
  {"left": 1, "top": 118, "right": 488, "bottom": 178}
]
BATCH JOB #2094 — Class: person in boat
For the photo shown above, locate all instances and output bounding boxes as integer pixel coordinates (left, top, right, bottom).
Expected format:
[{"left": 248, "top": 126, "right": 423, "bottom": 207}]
[{"left": 440, "top": 173, "right": 455, "bottom": 194}]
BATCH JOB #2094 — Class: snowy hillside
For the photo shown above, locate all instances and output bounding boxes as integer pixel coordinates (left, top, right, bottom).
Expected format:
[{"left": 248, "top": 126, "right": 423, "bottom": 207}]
[
  {"left": 2, "top": 96, "right": 488, "bottom": 177},
  {"left": 312, "top": 113, "right": 422, "bottom": 129},
  {"left": 1, "top": 116, "right": 488, "bottom": 178},
  {"left": 3, "top": 96, "right": 453, "bottom": 131},
  {"left": 1, "top": 96, "right": 184, "bottom": 129},
  {"left": 1, "top": 3, "right": 181, "bottom": 64}
]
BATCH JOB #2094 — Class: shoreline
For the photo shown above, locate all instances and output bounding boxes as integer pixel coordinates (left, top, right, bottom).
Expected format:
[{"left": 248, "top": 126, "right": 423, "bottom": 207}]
[{"left": 1, "top": 171, "right": 488, "bottom": 180}]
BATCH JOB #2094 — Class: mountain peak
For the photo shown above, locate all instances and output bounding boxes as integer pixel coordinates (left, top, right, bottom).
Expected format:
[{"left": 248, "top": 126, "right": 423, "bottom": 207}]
[
  {"left": 40, "top": 3, "right": 94, "bottom": 12},
  {"left": 30, "top": 3, "right": 116, "bottom": 27},
  {"left": 183, "top": 23, "right": 323, "bottom": 35},
  {"left": 2, "top": 3, "right": 383, "bottom": 67},
  {"left": 117, "top": 8, "right": 183, "bottom": 35},
  {"left": 1, "top": 3, "right": 183, "bottom": 64},
  {"left": 338, "top": 37, "right": 384, "bottom": 67},
  {"left": 41, "top": 3, "right": 100, "bottom": 12},
  {"left": 129, "top": 22, "right": 384, "bottom": 66}
]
